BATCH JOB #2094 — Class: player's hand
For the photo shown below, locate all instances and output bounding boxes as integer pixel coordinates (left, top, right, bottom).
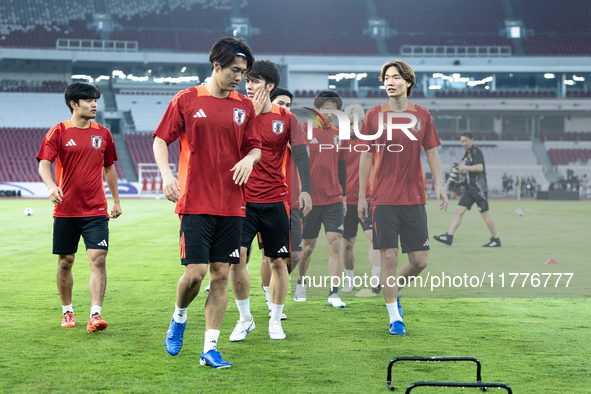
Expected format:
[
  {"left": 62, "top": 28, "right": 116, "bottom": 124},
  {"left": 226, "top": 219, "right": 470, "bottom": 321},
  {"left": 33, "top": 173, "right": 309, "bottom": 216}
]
[
  {"left": 231, "top": 155, "right": 255, "bottom": 185},
  {"left": 49, "top": 186, "right": 63, "bottom": 205},
  {"left": 252, "top": 88, "right": 267, "bottom": 116},
  {"left": 299, "top": 191, "right": 312, "bottom": 217},
  {"left": 358, "top": 199, "right": 368, "bottom": 223},
  {"left": 162, "top": 174, "right": 181, "bottom": 202},
  {"left": 110, "top": 202, "right": 122, "bottom": 219},
  {"left": 436, "top": 187, "right": 449, "bottom": 211},
  {"left": 456, "top": 164, "right": 467, "bottom": 171},
  {"left": 343, "top": 198, "right": 347, "bottom": 217}
]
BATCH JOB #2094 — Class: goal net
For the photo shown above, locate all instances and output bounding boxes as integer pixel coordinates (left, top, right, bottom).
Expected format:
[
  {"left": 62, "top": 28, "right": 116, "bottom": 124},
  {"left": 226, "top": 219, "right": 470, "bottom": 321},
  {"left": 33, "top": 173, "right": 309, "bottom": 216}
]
[{"left": 138, "top": 163, "right": 177, "bottom": 197}]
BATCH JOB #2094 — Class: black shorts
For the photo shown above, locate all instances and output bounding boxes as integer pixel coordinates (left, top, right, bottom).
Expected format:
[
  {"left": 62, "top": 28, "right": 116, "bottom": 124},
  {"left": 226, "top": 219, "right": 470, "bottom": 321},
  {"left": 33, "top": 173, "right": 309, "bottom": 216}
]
[
  {"left": 179, "top": 214, "right": 243, "bottom": 265},
  {"left": 53, "top": 216, "right": 109, "bottom": 255},
  {"left": 290, "top": 208, "right": 303, "bottom": 252},
  {"left": 458, "top": 190, "right": 489, "bottom": 212},
  {"left": 302, "top": 202, "right": 344, "bottom": 239},
  {"left": 372, "top": 205, "right": 430, "bottom": 254},
  {"left": 241, "top": 202, "right": 290, "bottom": 259},
  {"left": 343, "top": 203, "right": 373, "bottom": 239},
  {"left": 244, "top": 233, "right": 264, "bottom": 257}
]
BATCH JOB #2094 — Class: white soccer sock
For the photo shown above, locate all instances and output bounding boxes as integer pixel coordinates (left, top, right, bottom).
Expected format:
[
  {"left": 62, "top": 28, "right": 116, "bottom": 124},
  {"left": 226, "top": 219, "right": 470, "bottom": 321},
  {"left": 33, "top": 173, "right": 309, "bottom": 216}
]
[
  {"left": 62, "top": 304, "right": 73, "bottom": 314},
  {"left": 173, "top": 304, "right": 188, "bottom": 324},
  {"left": 203, "top": 329, "right": 220, "bottom": 353},
  {"left": 269, "top": 303, "right": 284, "bottom": 324},
  {"left": 386, "top": 302, "right": 402, "bottom": 323},
  {"left": 344, "top": 269, "right": 354, "bottom": 287},
  {"left": 371, "top": 266, "right": 381, "bottom": 278},
  {"left": 90, "top": 305, "right": 102, "bottom": 318},
  {"left": 236, "top": 298, "right": 252, "bottom": 322},
  {"left": 262, "top": 286, "right": 271, "bottom": 307}
]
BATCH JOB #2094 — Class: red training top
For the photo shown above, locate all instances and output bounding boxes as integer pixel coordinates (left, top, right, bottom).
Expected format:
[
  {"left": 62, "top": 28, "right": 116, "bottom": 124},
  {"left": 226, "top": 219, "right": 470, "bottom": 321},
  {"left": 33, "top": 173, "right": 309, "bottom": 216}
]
[
  {"left": 36, "top": 120, "right": 117, "bottom": 218},
  {"left": 153, "top": 85, "right": 261, "bottom": 216},
  {"left": 343, "top": 139, "right": 373, "bottom": 205},
  {"left": 245, "top": 106, "right": 306, "bottom": 203},
  {"left": 308, "top": 123, "right": 348, "bottom": 206},
  {"left": 361, "top": 101, "right": 440, "bottom": 206}
]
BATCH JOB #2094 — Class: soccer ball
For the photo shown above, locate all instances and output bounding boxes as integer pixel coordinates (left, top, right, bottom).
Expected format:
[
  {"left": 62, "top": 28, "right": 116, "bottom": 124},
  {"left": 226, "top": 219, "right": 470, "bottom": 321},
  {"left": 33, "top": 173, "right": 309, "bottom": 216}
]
[
  {"left": 514, "top": 208, "right": 523, "bottom": 217},
  {"left": 24, "top": 207, "right": 33, "bottom": 216}
]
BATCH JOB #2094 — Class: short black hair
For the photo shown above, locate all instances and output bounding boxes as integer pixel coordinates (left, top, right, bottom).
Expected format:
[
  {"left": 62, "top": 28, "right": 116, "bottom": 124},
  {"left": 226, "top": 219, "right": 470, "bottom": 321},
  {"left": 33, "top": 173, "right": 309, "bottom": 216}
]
[
  {"left": 313, "top": 89, "right": 342, "bottom": 110},
  {"left": 65, "top": 82, "right": 101, "bottom": 113},
  {"left": 246, "top": 60, "right": 280, "bottom": 94},
  {"left": 459, "top": 132, "right": 474, "bottom": 140},
  {"left": 270, "top": 87, "right": 293, "bottom": 103},
  {"left": 209, "top": 36, "right": 254, "bottom": 73}
]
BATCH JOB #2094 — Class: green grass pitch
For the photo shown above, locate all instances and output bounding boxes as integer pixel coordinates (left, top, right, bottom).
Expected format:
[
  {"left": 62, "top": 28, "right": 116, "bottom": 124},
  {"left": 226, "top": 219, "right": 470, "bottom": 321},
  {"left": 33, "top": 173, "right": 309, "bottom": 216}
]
[{"left": 0, "top": 198, "right": 589, "bottom": 392}]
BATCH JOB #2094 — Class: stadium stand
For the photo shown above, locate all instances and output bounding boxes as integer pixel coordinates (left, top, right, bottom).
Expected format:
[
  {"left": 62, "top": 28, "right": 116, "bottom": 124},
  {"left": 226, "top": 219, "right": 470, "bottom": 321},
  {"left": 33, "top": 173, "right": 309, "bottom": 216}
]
[
  {"left": 435, "top": 89, "right": 557, "bottom": 98},
  {"left": 124, "top": 132, "right": 179, "bottom": 176},
  {"left": 548, "top": 149, "right": 591, "bottom": 166},
  {"left": 115, "top": 93, "right": 175, "bottom": 132},
  {"left": 0, "top": 127, "right": 47, "bottom": 182},
  {"left": 0, "top": 93, "right": 90, "bottom": 128},
  {"left": 1, "top": 0, "right": 590, "bottom": 56},
  {"left": 541, "top": 131, "right": 591, "bottom": 141},
  {"left": 512, "top": 0, "right": 591, "bottom": 56}
]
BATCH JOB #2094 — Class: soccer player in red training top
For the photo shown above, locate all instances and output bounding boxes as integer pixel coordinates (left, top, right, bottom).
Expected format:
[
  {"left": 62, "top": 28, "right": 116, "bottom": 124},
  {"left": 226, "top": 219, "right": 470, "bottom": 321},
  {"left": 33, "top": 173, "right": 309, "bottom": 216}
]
[
  {"left": 229, "top": 61, "right": 312, "bottom": 341},
  {"left": 260, "top": 87, "right": 296, "bottom": 320},
  {"left": 358, "top": 60, "right": 448, "bottom": 335},
  {"left": 153, "top": 37, "right": 260, "bottom": 369},
  {"left": 295, "top": 90, "right": 349, "bottom": 308},
  {"left": 341, "top": 105, "right": 381, "bottom": 294},
  {"left": 37, "top": 82, "right": 121, "bottom": 333}
]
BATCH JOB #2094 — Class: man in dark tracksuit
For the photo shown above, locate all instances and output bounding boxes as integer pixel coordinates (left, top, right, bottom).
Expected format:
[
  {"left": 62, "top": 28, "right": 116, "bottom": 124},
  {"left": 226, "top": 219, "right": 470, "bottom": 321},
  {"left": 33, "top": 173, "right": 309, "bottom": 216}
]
[{"left": 433, "top": 132, "right": 501, "bottom": 247}]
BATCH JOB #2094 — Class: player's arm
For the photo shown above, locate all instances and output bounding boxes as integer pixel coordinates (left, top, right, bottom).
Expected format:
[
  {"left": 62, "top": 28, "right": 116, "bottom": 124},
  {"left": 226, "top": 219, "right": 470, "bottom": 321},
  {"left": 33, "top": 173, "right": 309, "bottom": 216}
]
[
  {"left": 153, "top": 136, "right": 180, "bottom": 202},
  {"left": 426, "top": 147, "right": 449, "bottom": 211},
  {"left": 38, "top": 159, "right": 62, "bottom": 205},
  {"left": 338, "top": 159, "right": 347, "bottom": 216},
  {"left": 358, "top": 152, "right": 372, "bottom": 222},
  {"left": 104, "top": 164, "right": 121, "bottom": 218},
  {"left": 292, "top": 144, "right": 313, "bottom": 216},
  {"left": 231, "top": 148, "right": 261, "bottom": 185},
  {"left": 457, "top": 163, "right": 483, "bottom": 172}
]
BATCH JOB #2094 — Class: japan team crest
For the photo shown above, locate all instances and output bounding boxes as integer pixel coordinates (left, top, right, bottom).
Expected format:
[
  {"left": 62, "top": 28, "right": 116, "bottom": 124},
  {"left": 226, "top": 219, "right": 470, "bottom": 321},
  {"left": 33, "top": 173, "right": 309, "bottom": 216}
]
[
  {"left": 91, "top": 135, "right": 102, "bottom": 149},
  {"left": 272, "top": 120, "right": 284, "bottom": 135},
  {"left": 410, "top": 118, "right": 422, "bottom": 132},
  {"left": 233, "top": 108, "right": 246, "bottom": 126},
  {"left": 333, "top": 134, "right": 341, "bottom": 147}
]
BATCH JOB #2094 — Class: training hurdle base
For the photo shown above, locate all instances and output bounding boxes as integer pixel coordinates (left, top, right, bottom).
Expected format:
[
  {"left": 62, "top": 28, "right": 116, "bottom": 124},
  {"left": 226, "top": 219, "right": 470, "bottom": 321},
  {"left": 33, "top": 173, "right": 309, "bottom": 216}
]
[{"left": 386, "top": 356, "right": 512, "bottom": 393}]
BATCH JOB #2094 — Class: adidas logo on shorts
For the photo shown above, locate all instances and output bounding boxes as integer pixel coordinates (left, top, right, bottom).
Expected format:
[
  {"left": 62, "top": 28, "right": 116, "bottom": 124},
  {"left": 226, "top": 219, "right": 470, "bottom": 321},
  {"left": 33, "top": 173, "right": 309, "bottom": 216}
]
[
  {"left": 229, "top": 249, "right": 240, "bottom": 258},
  {"left": 98, "top": 239, "right": 108, "bottom": 247},
  {"left": 277, "top": 246, "right": 288, "bottom": 254},
  {"left": 423, "top": 239, "right": 430, "bottom": 247}
]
